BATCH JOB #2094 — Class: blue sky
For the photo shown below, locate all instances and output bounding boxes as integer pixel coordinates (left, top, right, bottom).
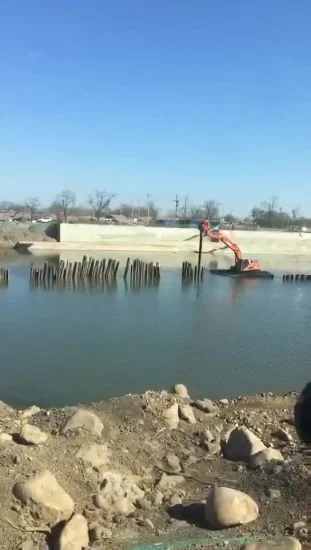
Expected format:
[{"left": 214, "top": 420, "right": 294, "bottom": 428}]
[{"left": 1, "top": 0, "right": 311, "bottom": 216}]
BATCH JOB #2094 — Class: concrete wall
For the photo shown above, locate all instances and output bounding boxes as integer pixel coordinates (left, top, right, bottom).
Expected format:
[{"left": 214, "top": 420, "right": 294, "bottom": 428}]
[{"left": 57, "top": 224, "right": 311, "bottom": 255}]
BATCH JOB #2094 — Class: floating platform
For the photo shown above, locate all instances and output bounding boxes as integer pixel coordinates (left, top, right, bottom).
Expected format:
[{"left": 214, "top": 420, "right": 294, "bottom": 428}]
[
  {"left": 210, "top": 268, "right": 274, "bottom": 279},
  {"left": 283, "top": 274, "right": 311, "bottom": 281}
]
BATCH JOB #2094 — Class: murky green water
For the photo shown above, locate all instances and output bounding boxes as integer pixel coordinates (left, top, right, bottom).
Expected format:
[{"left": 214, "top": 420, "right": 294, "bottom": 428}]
[{"left": 0, "top": 251, "right": 310, "bottom": 407}]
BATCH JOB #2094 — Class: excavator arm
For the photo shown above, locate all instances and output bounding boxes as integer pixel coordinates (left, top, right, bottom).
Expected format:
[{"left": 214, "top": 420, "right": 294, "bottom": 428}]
[{"left": 201, "top": 220, "right": 261, "bottom": 272}]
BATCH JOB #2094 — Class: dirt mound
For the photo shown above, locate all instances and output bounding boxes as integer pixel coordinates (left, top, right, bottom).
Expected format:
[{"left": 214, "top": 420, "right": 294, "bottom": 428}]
[{"left": 0, "top": 390, "right": 306, "bottom": 549}]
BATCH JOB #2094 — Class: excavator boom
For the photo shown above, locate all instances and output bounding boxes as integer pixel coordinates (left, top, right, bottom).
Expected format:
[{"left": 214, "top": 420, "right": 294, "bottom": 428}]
[{"left": 202, "top": 220, "right": 261, "bottom": 272}]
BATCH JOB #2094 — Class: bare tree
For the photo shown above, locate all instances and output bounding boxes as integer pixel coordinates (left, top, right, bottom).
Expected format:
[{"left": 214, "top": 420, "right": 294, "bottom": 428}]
[
  {"left": 25, "top": 197, "right": 40, "bottom": 222},
  {"left": 203, "top": 200, "right": 220, "bottom": 219},
  {"left": 88, "top": 190, "right": 116, "bottom": 221},
  {"left": 57, "top": 190, "right": 75, "bottom": 222}
]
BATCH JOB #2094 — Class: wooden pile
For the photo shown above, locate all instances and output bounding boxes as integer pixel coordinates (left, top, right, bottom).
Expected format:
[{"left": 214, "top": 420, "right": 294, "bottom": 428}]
[
  {"left": 124, "top": 258, "right": 160, "bottom": 288},
  {"left": 182, "top": 261, "right": 204, "bottom": 283},
  {"left": 30, "top": 256, "right": 119, "bottom": 285},
  {"left": 283, "top": 273, "right": 311, "bottom": 281},
  {"left": 0, "top": 268, "right": 9, "bottom": 285}
]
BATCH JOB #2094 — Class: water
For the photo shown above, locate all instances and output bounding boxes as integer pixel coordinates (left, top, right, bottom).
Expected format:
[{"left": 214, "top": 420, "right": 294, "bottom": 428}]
[{"left": 0, "top": 251, "right": 311, "bottom": 408}]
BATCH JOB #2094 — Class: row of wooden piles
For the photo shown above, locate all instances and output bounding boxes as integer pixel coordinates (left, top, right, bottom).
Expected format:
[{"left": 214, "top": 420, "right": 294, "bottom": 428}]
[
  {"left": 182, "top": 261, "right": 204, "bottom": 283},
  {"left": 283, "top": 273, "right": 311, "bottom": 281},
  {"left": 123, "top": 258, "right": 161, "bottom": 288},
  {"left": 30, "top": 256, "right": 119, "bottom": 285},
  {"left": 0, "top": 268, "right": 9, "bottom": 285}
]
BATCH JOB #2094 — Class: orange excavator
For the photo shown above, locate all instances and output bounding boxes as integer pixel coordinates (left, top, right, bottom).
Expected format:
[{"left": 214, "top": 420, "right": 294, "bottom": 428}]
[{"left": 201, "top": 220, "right": 261, "bottom": 273}]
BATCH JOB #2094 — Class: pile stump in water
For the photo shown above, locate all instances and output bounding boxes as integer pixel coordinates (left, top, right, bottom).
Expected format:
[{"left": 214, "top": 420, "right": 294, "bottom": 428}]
[
  {"left": 123, "top": 257, "right": 160, "bottom": 288},
  {"left": 182, "top": 261, "right": 204, "bottom": 284},
  {"left": 0, "top": 268, "right": 9, "bottom": 285},
  {"left": 30, "top": 256, "right": 119, "bottom": 287},
  {"left": 283, "top": 273, "right": 311, "bottom": 282}
]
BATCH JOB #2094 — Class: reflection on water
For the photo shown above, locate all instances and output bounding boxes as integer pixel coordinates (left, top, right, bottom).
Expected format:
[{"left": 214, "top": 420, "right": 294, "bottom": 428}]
[{"left": 0, "top": 253, "right": 310, "bottom": 408}]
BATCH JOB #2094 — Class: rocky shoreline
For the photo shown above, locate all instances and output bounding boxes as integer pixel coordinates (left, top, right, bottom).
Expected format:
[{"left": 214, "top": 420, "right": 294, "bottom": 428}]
[{"left": 0, "top": 387, "right": 307, "bottom": 550}]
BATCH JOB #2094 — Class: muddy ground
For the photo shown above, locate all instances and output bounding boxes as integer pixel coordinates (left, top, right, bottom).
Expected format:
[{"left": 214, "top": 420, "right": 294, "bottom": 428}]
[{"left": 0, "top": 389, "right": 307, "bottom": 550}]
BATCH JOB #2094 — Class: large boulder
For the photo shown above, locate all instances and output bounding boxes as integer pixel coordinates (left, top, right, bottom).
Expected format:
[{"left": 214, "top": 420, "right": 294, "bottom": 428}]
[
  {"left": 223, "top": 426, "right": 266, "bottom": 462},
  {"left": 242, "top": 537, "right": 301, "bottom": 550},
  {"left": 163, "top": 403, "right": 179, "bottom": 429},
  {"left": 13, "top": 470, "right": 74, "bottom": 524},
  {"left": 93, "top": 473, "right": 144, "bottom": 517},
  {"left": 174, "top": 384, "right": 190, "bottom": 399},
  {"left": 21, "top": 406, "right": 41, "bottom": 420},
  {"left": 249, "top": 448, "right": 284, "bottom": 469},
  {"left": 57, "top": 514, "right": 89, "bottom": 550},
  {"left": 61, "top": 409, "right": 103, "bottom": 436},
  {"left": 193, "top": 399, "right": 215, "bottom": 413},
  {"left": 179, "top": 404, "right": 196, "bottom": 424},
  {"left": 205, "top": 486, "right": 258, "bottom": 529},
  {"left": 20, "top": 424, "right": 48, "bottom": 445},
  {"left": 76, "top": 444, "right": 110, "bottom": 469}
]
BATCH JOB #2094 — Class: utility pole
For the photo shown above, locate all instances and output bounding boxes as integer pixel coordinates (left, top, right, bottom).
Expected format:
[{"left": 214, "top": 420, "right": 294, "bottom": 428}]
[
  {"left": 147, "top": 194, "right": 151, "bottom": 225},
  {"left": 173, "top": 194, "right": 179, "bottom": 218},
  {"left": 183, "top": 196, "right": 188, "bottom": 218}
]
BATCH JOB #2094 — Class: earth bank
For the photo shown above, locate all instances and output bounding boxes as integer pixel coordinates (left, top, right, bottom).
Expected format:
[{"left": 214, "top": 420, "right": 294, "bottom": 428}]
[{"left": 0, "top": 387, "right": 306, "bottom": 550}]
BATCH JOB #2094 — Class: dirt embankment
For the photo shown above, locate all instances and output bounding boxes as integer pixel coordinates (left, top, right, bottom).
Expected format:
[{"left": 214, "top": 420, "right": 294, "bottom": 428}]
[
  {"left": 0, "top": 388, "right": 306, "bottom": 550},
  {"left": 0, "top": 225, "right": 56, "bottom": 247}
]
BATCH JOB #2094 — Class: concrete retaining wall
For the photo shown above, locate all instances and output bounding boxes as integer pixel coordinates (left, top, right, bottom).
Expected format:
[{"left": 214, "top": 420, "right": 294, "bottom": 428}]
[{"left": 56, "top": 224, "right": 311, "bottom": 255}]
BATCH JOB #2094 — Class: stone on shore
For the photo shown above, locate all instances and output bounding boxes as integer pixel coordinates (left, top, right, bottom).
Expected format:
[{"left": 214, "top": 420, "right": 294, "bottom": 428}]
[
  {"left": 93, "top": 473, "right": 144, "bottom": 516},
  {"left": 58, "top": 514, "right": 89, "bottom": 550},
  {"left": 13, "top": 470, "right": 74, "bottom": 524},
  {"left": 241, "top": 537, "right": 301, "bottom": 550},
  {"left": 157, "top": 473, "right": 185, "bottom": 491},
  {"left": 249, "top": 448, "right": 284, "bottom": 469},
  {"left": 205, "top": 486, "right": 258, "bottom": 529},
  {"left": 165, "top": 452, "right": 181, "bottom": 473},
  {"left": 76, "top": 444, "right": 111, "bottom": 469},
  {"left": 61, "top": 409, "right": 103, "bottom": 436},
  {"left": 0, "top": 433, "right": 13, "bottom": 442},
  {"left": 272, "top": 427, "right": 293, "bottom": 442},
  {"left": 223, "top": 426, "right": 266, "bottom": 462},
  {"left": 179, "top": 404, "right": 196, "bottom": 424},
  {"left": 163, "top": 403, "right": 179, "bottom": 428},
  {"left": 193, "top": 399, "right": 215, "bottom": 413},
  {"left": 21, "top": 405, "right": 41, "bottom": 420},
  {"left": 174, "top": 384, "right": 190, "bottom": 399},
  {"left": 20, "top": 424, "right": 48, "bottom": 445}
]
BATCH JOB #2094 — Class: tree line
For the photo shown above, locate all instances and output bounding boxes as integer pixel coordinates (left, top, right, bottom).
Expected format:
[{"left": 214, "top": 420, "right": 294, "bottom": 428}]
[{"left": 1, "top": 192, "right": 310, "bottom": 229}]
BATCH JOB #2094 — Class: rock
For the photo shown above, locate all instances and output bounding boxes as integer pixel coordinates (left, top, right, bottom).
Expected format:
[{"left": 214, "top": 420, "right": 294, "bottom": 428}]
[
  {"left": 21, "top": 405, "right": 41, "bottom": 420},
  {"left": 205, "top": 442, "right": 221, "bottom": 454},
  {"left": 293, "top": 521, "right": 306, "bottom": 531},
  {"left": 163, "top": 403, "right": 179, "bottom": 429},
  {"left": 93, "top": 473, "right": 144, "bottom": 517},
  {"left": 153, "top": 490, "right": 163, "bottom": 506},
  {"left": 58, "top": 513, "right": 89, "bottom": 549},
  {"left": 241, "top": 537, "right": 301, "bottom": 550},
  {"left": 221, "top": 424, "right": 236, "bottom": 444},
  {"left": 272, "top": 428, "right": 293, "bottom": 442},
  {"left": 179, "top": 404, "right": 196, "bottom": 424},
  {"left": 19, "top": 541, "right": 37, "bottom": 550},
  {"left": 165, "top": 452, "right": 181, "bottom": 473},
  {"left": 157, "top": 473, "right": 185, "bottom": 491},
  {"left": 219, "top": 399, "right": 229, "bottom": 405},
  {"left": 13, "top": 470, "right": 74, "bottom": 524},
  {"left": 0, "top": 433, "right": 12, "bottom": 442},
  {"left": 223, "top": 426, "right": 266, "bottom": 462},
  {"left": 193, "top": 398, "right": 215, "bottom": 413},
  {"left": 205, "top": 486, "right": 258, "bottom": 529},
  {"left": 200, "top": 428, "right": 215, "bottom": 447},
  {"left": 76, "top": 444, "right": 110, "bottom": 469},
  {"left": 267, "top": 488, "right": 281, "bottom": 501},
  {"left": 170, "top": 493, "right": 182, "bottom": 506},
  {"left": 20, "top": 424, "right": 48, "bottom": 445},
  {"left": 249, "top": 448, "right": 284, "bottom": 469},
  {"left": 174, "top": 384, "right": 190, "bottom": 399},
  {"left": 143, "top": 518, "right": 155, "bottom": 531},
  {"left": 61, "top": 408, "right": 103, "bottom": 436},
  {"left": 137, "top": 497, "right": 152, "bottom": 510},
  {"left": 89, "top": 526, "right": 112, "bottom": 541}
]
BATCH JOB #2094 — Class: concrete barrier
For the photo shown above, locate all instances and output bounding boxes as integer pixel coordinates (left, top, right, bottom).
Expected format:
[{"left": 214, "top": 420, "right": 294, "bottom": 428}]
[{"left": 22, "top": 224, "right": 311, "bottom": 256}]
